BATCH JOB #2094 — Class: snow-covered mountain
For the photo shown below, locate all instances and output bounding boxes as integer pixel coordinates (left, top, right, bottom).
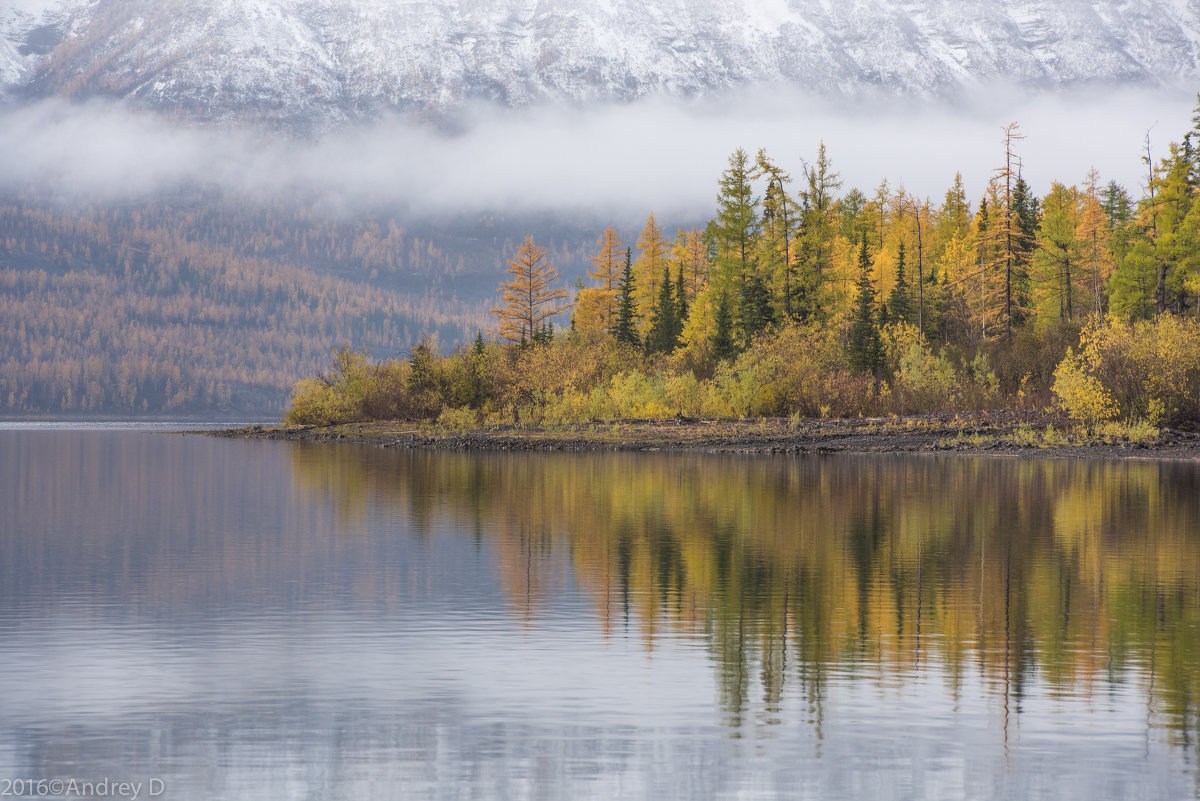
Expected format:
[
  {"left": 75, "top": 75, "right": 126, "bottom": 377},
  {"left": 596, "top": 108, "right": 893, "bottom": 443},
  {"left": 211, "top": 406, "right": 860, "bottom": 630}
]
[{"left": 3, "top": 0, "right": 1200, "bottom": 129}]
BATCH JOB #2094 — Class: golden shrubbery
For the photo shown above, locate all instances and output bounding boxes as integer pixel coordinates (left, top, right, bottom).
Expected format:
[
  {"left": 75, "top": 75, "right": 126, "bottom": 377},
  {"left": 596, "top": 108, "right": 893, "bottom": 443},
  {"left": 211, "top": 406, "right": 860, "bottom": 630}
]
[
  {"left": 284, "top": 315, "right": 1198, "bottom": 430},
  {"left": 1052, "top": 315, "right": 1200, "bottom": 429},
  {"left": 1051, "top": 350, "right": 1120, "bottom": 431},
  {"left": 284, "top": 321, "right": 1035, "bottom": 427}
]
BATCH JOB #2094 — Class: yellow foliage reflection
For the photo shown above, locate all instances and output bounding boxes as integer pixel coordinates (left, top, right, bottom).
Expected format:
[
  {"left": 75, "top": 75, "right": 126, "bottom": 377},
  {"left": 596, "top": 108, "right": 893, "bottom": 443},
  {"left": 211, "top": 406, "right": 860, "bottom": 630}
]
[{"left": 289, "top": 446, "right": 1200, "bottom": 743}]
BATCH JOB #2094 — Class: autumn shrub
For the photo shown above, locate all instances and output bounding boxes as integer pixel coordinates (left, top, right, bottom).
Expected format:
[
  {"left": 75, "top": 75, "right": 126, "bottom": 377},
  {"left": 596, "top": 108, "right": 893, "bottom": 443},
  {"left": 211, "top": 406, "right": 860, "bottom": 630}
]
[
  {"left": 664, "top": 372, "right": 702, "bottom": 416},
  {"left": 1052, "top": 348, "right": 1119, "bottom": 430},
  {"left": 360, "top": 361, "right": 409, "bottom": 420},
  {"left": 988, "top": 323, "right": 1077, "bottom": 405},
  {"left": 283, "top": 346, "right": 373, "bottom": 425},
  {"left": 883, "top": 324, "right": 957, "bottom": 413},
  {"left": 959, "top": 351, "right": 1001, "bottom": 409},
  {"left": 1010, "top": 422, "right": 1041, "bottom": 448},
  {"left": 283, "top": 378, "right": 347, "bottom": 426},
  {"left": 435, "top": 405, "right": 479, "bottom": 433},
  {"left": 1095, "top": 418, "right": 1159, "bottom": 444},
  {"left": 732, "top": 323, "right": 875, "bottom": 417},
  {"left": 703, "top": 362, "right": 762, "bottom": 417},
  {"left": 494, "top": 335, "right": 638, "bottom": 417},
  {"left": 1061, "top": 314, "right": 1200, "bottom": 425}
]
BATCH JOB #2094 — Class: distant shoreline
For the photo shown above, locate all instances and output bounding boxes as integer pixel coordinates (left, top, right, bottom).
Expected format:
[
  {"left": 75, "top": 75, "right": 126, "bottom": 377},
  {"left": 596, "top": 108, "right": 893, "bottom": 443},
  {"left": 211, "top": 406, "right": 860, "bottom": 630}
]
[{"left": 209, "top": 411, "right": 1200, "bottom": 462}]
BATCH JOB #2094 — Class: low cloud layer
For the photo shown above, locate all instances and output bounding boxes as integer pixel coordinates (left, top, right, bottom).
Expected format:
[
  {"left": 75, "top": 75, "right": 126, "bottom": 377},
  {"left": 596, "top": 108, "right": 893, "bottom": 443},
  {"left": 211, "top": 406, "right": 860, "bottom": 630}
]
[{"left": 0, "top": 86, "right": 1192, "bottom": 221}]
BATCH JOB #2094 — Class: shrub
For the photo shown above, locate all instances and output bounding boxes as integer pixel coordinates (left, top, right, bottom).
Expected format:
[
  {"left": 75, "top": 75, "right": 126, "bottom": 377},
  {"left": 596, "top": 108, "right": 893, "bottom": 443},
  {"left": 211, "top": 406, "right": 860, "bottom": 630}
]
[
  {"left": 436, "top": 405, "right": 479, "bottom": 433},
  {"left": 1052, "top": 348, "right": 1119, "bottom": 430},
  {"left": 887, "top": 325, "right": 957, "bottom": 413},
  {"left": 1062, "top": 315, "right": 1200, "bottom": 425},
  {"left": 283, "top": 378, "right": 348, "bottom": 426},
  {"left": 705, "top": 362, "right": 761, "bottom": 417},
  {"left": 732, "top": 323, "right": 876, "bottom": 418},
  {"left": 283, "top": 346, "right": 373, "bottom": 425}
]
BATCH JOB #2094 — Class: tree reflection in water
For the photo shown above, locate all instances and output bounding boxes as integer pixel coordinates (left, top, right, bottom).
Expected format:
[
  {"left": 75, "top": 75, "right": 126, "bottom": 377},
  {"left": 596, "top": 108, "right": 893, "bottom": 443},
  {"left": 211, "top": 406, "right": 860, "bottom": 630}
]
[{"left": 290, "top": 445, "right": 1200, "bottom": 751}]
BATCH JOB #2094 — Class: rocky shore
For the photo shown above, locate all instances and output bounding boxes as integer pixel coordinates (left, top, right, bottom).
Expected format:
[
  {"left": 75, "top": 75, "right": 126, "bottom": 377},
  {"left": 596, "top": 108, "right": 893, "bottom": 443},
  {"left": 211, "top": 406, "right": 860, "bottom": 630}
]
[{"left": 209, "top": 410, "right": 1200, "bottom": 461}]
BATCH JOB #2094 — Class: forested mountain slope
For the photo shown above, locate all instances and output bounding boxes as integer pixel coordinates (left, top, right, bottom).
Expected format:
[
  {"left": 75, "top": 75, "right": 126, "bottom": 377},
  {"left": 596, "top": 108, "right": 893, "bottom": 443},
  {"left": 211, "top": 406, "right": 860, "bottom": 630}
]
[{"left": 0, "top": 192, "right": 598, "bottom": 417}]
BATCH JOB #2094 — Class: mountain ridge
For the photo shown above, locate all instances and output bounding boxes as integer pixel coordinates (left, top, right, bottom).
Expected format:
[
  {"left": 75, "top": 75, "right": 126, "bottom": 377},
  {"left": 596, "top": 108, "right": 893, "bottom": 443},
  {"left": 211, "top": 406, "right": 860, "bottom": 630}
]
[{"left": 3, "top": 0, "right": 1199, "bottom": 130}]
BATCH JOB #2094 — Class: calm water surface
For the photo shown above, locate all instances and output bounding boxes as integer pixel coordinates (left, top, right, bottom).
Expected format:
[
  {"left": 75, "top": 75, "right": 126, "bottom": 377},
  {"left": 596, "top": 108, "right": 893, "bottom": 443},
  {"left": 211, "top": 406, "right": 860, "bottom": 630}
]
[{"left": 1, "top": 429, "right": 1198, "bottom": 800}]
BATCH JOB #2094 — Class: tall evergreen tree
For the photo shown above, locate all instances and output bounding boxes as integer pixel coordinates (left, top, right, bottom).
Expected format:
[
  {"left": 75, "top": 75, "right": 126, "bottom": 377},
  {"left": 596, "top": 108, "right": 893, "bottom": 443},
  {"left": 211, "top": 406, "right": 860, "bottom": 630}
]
[
  {"left": 838, "top": 187, "right": 871, "bottom": 243},
  {"left": 573, "top": 225, "right": 626, "bottom": 337},
  {"left": 887, "top": 240, "right": 913, "bottom": 326},
  {"left": 610, "top": 247, "right": 640, "bottom": 347},
  {"left": 1011, "top": 173, "right": 1038, "bottom": 325},
  {"left": 1143, "top": 142, "right": 1200, "bottom": 314},
  {"left": 672, "top": 227, "right": 710, "bottom": 300},
  {"left": 738, "top": 270, "right": 775, "bottom": 348},
  {"left": 991, "top": 123, "right": 1033, "bottom": 338},
  {"left": 645, "top": 265, "right": 679, "bottom": 355},
  {"left": 714, "top": 148, "right": 761, "bottom": 287},
  {"left": 711, "top": 290, "right": 737, "bottom": 363},
  {"left": 1109, "top": 240, "right": 1160, "bottom": 320},
  {"left": 848, "top": 236, "right": 884, "bottom": 374},
  {"left": 674, "top": 266, "right": 688, "bottom": 343},
  {"left": 1101, "top": 180, "right": 1134, "bottom": 229},
  {"left": 754, "top": 148, "right": 799, "bottom": 319},
  {"left": 1078, "top": 171, "right": 1115, "bottom": 316},
  {"left": 797, "top": 141, "right": 842, "bottom": 321},
  {"left": 467, "top": 331, "right": 486, "bottom": 407},
  {"left": 1189, "top": 92, "right": 1200, "bottom": 189},
  {"left": 936, "top": 172, "right": 971, "bottom": 240},
  {"left": 634, "top": 213, "right": 670, "bottom": 329},
  {"left": 1033, "top": 181, "right": 1083, "bottom": 323}
]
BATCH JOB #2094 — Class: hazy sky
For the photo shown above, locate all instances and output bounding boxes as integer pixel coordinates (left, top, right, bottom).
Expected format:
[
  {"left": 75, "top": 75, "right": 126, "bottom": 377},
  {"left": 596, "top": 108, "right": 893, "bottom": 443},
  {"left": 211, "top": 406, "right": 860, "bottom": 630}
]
[{"left": 0, "top": 85, "right": 1192, "bottom": 222}]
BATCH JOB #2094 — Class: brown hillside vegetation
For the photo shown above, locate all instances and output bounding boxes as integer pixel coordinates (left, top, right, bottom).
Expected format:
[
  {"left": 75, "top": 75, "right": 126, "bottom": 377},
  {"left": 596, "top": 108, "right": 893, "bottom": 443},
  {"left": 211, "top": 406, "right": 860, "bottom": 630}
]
[{"left": 0, "top": 192, "right": 512, "bottom": 416}]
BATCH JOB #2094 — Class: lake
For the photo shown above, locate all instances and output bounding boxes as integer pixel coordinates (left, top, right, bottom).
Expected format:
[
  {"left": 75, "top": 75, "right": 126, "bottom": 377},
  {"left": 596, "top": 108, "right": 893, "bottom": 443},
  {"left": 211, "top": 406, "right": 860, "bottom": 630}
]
[{"left": 1, "top": 427, "right": 1198, "bottom": 800}]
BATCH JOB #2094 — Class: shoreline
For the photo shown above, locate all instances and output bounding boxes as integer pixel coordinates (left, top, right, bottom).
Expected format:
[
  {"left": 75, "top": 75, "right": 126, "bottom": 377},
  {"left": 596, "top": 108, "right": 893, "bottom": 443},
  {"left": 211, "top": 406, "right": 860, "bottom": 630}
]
[{"left": 208, "top": 410, "right": 1200, "bottom": 461}]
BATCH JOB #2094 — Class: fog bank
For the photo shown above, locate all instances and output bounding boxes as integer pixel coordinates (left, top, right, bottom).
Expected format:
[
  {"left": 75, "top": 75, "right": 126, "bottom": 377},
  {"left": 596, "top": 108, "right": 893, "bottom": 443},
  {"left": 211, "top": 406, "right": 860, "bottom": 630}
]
[{"left": 0, "top": 86, "right": 1191, "bottom": 220}]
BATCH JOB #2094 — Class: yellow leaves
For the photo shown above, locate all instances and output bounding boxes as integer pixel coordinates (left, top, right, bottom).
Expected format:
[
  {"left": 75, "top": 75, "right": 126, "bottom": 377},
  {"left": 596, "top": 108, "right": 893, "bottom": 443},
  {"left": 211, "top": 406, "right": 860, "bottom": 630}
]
[
  {"left": 1065, "top": 313, "right": 1200, "bottom": 425},
  {"left": 491, "top": 235, "right": 570, "bottom": 345},
  {"left": 708, "top": 362, "right": 761, "bottom": 417},
  {"left": 634, "top": 214, "right": 669, "bottom": 330},
  {"left": 676, "top": 284, "right": 718, "bottom": 366},
  {"left": 886, "top": 325, "right": 957, "bottom": 412},
  {"left": 434, "top": 405, "right": 479, "bottom": 433},
  {"left": 282, "top": 377, "right": 342, "bottom": 426},
  {"left": 588, "top": 225, "right": 625, "bottom": 291},
  {"left": 1053, "top": 347, "right": 1120, "bottom": 430},
  {"left": 572, "top": 286, "right": 616, "bottom": 341}
]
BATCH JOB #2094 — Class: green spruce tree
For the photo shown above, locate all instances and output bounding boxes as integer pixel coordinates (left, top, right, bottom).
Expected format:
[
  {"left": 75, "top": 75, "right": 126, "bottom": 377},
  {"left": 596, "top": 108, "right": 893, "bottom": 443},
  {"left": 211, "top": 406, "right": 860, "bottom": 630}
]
[
  {"left": 711, "top": 290, "right": 737, "bottom": 363},
  {"left": 887, "top": 240, "right": 913, "bottom": 326},
  {"left": 714, "top": 148, "right": 761, "bottom": 286},
  {"left": 610, "top": 247, "right": 641, "bottom": 348},
  {"left": 848, "top": 236, "right": 884, "bottom": 374},
  {"left": 738, "top": 270, "right": 775, "bottom": 348},
  {"left": 645, "top": 265, "right": 678, "bottom": 355},
  {"left": 1010, "top": 174, "right": 1038, "bottom": 326},
  {"left": 674, "top": 266, "right": 688, "bottom": 343}
]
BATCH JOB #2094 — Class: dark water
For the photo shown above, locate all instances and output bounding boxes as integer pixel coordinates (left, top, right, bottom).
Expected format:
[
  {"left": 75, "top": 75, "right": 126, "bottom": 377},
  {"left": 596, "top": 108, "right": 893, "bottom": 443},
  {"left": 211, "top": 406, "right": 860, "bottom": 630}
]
[{"left": 2, "top": 428, "right": 1199, "bottom": 800}]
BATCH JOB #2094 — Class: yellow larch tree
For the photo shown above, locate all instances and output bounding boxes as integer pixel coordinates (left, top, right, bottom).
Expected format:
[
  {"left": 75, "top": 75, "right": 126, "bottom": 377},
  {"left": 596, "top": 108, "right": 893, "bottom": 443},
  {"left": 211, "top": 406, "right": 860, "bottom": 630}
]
[
  {"left": 573, "top": 226, "right": 625, "bottom": 339},
  {"left": 672, "top": 227, "right": 711, "bottom": 303},
  {"left": 1077, "top": 169, "right": 1115, "bottom": 317},
  {"left": 491, "top": 235, "right": 570, "bottom": 345},
  {"left": 634, "top": 213, "right": 669, "bottom": 333},
  {"left": 967, "top": 182, "right": 1012, "bottom": 341}
]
